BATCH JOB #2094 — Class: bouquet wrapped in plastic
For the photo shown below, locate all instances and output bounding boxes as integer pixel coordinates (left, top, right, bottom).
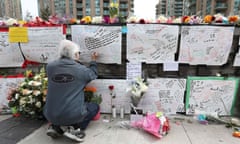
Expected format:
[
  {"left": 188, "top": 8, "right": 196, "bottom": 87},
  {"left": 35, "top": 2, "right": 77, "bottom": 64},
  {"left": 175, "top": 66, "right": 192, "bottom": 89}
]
[
  {"left": 129, "top": 77, "right": 148, "bottom": 107},
  {"left": 131, "top": 112, "right": 170, "bottom": 138}
]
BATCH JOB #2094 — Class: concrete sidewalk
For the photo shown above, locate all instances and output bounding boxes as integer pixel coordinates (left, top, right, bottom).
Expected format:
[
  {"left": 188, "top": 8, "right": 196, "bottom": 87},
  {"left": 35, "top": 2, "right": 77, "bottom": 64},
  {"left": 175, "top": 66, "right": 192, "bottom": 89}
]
[{"left": 1, "top": 114, "right": 240, "bottom": 144}]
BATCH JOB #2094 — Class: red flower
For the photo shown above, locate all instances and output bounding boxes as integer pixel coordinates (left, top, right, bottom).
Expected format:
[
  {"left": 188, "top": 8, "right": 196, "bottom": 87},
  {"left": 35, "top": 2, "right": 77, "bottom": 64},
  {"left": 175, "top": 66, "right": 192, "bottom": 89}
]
[
  {"left": 13, "top": 113, "right": 20, "bottom": 117},
  {"left": 108, "top": 85, "right": 114, "bottom": 91},
  {"left": 139, "top": 19, "right": 146, "bottom": 24}
]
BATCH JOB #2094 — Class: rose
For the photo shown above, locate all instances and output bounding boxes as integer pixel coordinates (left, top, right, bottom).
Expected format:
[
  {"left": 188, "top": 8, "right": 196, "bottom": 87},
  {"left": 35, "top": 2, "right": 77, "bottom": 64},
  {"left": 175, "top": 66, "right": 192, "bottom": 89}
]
[{"left": 108, "top": 85, "right": 114, "bottom": 91}]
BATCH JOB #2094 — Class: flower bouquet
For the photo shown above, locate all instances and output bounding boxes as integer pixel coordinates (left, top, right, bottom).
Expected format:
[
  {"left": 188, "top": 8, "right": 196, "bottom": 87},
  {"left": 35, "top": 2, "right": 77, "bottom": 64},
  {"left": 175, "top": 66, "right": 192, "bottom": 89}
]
[
  {"left": 7, "top": 67, "right": 47, "bottom": 118},
  {"left": 129, "top": 77, "right": 148, "bottom": 107},
  {"left": 84, "top": 86, "right": 102, "bottom": 105},
  {"left": 130, "top": 112, "right": 170, "bottom": 138}
]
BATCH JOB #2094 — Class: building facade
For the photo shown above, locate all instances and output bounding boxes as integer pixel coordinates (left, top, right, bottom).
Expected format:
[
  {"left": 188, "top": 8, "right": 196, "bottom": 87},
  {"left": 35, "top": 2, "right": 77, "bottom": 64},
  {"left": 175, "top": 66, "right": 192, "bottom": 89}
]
[
  {"left": 38, "top": 0, "right": 134, "bottom": 19},
  {"left": 187, "top": 0, "right": 240, "bottom": 16},
  {"left": 156, "top": 0, "right": 186, "bottom": 17},
  {"left": 0, "top": 0, "right": 22, "bottom": 19}
]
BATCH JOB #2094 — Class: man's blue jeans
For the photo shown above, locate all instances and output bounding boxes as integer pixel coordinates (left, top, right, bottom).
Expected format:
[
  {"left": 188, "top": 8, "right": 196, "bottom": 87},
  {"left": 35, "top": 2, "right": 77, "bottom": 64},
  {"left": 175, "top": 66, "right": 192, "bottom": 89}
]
[{"left": 72, "top": 102, "right": 99, "bottom": 130}]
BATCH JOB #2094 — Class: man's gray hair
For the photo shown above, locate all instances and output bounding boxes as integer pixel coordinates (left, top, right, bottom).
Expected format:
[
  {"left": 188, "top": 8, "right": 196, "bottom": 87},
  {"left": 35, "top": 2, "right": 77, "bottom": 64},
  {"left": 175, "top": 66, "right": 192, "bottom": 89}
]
[{"left": 58, "top": 39, "right": 80, "bottom": 59}]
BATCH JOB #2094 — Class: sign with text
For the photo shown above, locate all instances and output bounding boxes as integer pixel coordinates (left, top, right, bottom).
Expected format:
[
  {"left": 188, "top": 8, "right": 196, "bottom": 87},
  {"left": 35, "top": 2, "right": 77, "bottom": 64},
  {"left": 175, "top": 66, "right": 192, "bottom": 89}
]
[
  {"left": 179, "top": 25, "right": 234, "bottom": 65},
  {"left": 20, "top": 27, "right": 65, "bottom": 63},
  {"left": 0, "top": 31, "right": 24, "bottom": 67},
  {"left": 127, "top": 24, "right": 179, "bottom": 63},
  {"left": 71, "top": 25, "right": 122, "bottom": 64},
  {"left": 185, "top": 77, "right": 239, "bottom": 115},
  {"left": 138, "top": 78, "right": 186, "bottom": 114}
]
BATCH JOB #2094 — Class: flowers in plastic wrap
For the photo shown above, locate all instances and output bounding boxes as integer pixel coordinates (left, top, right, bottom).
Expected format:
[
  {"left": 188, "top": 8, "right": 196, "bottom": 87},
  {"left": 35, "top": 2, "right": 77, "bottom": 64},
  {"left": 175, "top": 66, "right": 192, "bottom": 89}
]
[
  {"left": 130, "top": 112, "right": 170, "bottom": 138},
  {"left": 109, "top": 0, "right": 119, "bottom": 18},
  {"left": 92, "top": 16, "right": 103, "bottom": 24},
  {"left": 81, "top": 16, "right": 92, "bottom": 24},
  {"left": 129, "top": 77, "right": 148, "bottom": 107},
  {"left": 156, "top": 15, "right": 168, "bottom": 23},
  {"left": 228, "top": 15, "right": 239, "bottom": 24},
  {"left": 126, "top": 16, "right": 138, "bottom": 23},
  {"left": 84, "top": 86, "right": 102, "bottom": 104},
  {"left": 203, "top": 15, "right": 214, "bottom": 23},
  {"left": 7, "top": 67, "right": 47, "bottom": 118}
]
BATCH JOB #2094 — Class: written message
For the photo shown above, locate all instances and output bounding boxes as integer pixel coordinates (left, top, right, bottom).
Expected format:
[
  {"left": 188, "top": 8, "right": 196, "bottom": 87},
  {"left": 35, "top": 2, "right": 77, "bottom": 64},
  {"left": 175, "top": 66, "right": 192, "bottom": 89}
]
[
  {"left": 0, "top": 32, "right": 24, "bottom": 67},
  {"left": 127, "top": 24, "right": 179, "bottom": 63},
  {"left": 20, "top": 27, "right": 65, "bottom": 63},
  {"left": 186, "top": 77, "right": 239, "bottom": 115},
  {"left": 179, "top": 26, "right": 234, "bottom": 65},
  {"left": 138, "top": 78, "right": 186, "bottom": 114},
  {"left": 71, "top": 25, "right": 122, "bottom": 64}
]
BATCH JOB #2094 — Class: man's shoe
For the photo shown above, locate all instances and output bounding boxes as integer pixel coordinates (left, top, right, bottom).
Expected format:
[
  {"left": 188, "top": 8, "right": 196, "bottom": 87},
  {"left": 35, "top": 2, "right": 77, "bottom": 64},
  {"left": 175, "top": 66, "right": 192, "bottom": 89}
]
[
  {"left": 46, "top": 125, "right": 62, "bottom": 139},
  {"left": 63, "top": 126, "right": 85, "bottom": 142}
]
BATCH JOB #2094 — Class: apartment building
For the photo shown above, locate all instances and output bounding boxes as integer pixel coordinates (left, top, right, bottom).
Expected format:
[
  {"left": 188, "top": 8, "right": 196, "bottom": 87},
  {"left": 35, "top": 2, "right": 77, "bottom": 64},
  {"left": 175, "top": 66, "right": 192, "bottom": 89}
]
[
  {"left": 156, "top": 0, "right": 186, "bottom": 17},
  {"left": 0, "top": 0, "right": 22, "bottom": 19},
  {"left": 38, "top": 0, "right": 134, "bottom": 19},
  {"left": 187, "top": 0, "right": 240, "bottom": 16}
]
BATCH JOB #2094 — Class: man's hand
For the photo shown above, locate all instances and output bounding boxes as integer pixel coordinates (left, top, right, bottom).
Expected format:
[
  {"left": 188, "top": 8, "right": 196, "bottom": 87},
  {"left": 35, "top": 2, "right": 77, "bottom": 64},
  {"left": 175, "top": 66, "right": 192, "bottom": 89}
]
[{"left": 91, "top": 52, "right": 98, "bottom": 61}]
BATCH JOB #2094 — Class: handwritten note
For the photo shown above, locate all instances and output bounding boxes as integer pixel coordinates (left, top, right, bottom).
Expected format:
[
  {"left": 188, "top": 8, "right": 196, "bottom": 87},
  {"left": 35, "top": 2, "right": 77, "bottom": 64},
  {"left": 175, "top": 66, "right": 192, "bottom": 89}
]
[
  {"left": 179, "top": 26, "right": 234, "bottom": 65},
  {"left": 9, "top": 27, "right": 28, "bottom": 42},
  {"left": 163, "top": 61, "right": 179, "bottom": 71},
  {"left": 127, "top": 24, "right": 179, "bottom": 63},
  {"left": 0, "top": 32, "right": 24, "bottom": 67},
  {"left": 0, "top": 77, "right": 24, "bottom": 109},
  {"left": 126, "top": 62, "right": 142, "bottom": 80},
  {"left": 185, "top": 77, "right": 239, "bottom": 115},
  {"left": 71, "top": 25, "right": 122, "bottom": 64},
  {"left": 87, "top": 79, "right": 131, "bottom": 113},
  {"left": 138, "top": 78, "right": 186, "bottom": 114},
  {"left": 20, "top": 27, "right": 65, "bottom": 63}
]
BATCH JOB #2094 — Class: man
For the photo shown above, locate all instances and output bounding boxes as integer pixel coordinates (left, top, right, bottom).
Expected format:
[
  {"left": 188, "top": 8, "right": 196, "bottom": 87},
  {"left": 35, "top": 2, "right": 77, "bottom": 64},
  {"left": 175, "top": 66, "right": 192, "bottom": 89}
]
[{"left": 43, "top": 39, "right": 99, "bottom": 142}]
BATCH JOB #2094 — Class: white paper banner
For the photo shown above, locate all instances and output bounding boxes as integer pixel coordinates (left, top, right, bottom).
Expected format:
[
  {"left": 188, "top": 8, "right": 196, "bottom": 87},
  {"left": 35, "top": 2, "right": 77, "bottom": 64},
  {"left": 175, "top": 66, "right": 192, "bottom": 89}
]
[{"left": 71, "top": 25, "right": 122, "bottom": 64}]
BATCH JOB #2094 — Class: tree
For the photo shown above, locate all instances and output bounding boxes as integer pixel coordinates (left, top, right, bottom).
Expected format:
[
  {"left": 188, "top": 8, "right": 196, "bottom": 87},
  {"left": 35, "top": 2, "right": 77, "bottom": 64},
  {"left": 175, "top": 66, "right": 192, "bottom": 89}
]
[{"left": 40, "top": 6, "right": 51, "bottom": 21}]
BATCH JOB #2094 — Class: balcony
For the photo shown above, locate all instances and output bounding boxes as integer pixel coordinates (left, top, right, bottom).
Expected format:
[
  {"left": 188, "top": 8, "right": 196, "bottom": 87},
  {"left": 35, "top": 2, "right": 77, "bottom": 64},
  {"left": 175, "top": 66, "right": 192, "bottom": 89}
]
[
  {"left": 215, "top": 3, "right": 227, "bottom": 10},
  {"left": 76, "top": 3, "right": 82, "bottom": 8}
]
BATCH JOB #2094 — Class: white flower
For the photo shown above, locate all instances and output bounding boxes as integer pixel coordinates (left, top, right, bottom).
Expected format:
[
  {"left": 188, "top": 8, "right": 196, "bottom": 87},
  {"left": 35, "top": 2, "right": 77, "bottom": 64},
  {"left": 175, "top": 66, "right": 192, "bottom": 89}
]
[
  {"left": 127, "top": 16, "right": 138, "bottom": 23},
  {"left": 157, "top": 15, "right": 168, "bottom": 23},
  {"left": 33, "top": 75, "right": 41, "bottom": 80},
  {"left": 173, "top": 17, "right": 182, "bottom": 23},
  {"left": 19, "top": 97, "right": 27, "bottom": 105},
  {"left": 131, "top": 77, "right": 148, "bottom": 97},
  {"left": 28, "top": 81, "right": 42, "bottom": 86},
  {"left": 29, "top": 111, "right": 35, "bottom": 115},
  {"left": 5, "top": 18, "right": 18, "bottom": 26},
  {"left": 92, "top": 16, "right": 103, "bottom": 23},
  {"left": 35, "top": 101, "right": 42, "bottom": 108},
  {"left": 15, "top": 93, "right": 20, "bottom": 100}
]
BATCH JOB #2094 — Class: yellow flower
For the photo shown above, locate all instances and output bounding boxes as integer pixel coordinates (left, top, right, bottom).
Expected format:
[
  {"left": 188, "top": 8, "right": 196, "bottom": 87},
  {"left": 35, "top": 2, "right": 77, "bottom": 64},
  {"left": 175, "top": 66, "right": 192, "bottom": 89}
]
[
  {"left": 204, "top": 15, "right": 213, "bottom": 23},
  {"left": 110, "top": 2, "right": 119, "bottom": 8},
  {"left": 81, "top": 16, "right": 92, "bottom": 23}
]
